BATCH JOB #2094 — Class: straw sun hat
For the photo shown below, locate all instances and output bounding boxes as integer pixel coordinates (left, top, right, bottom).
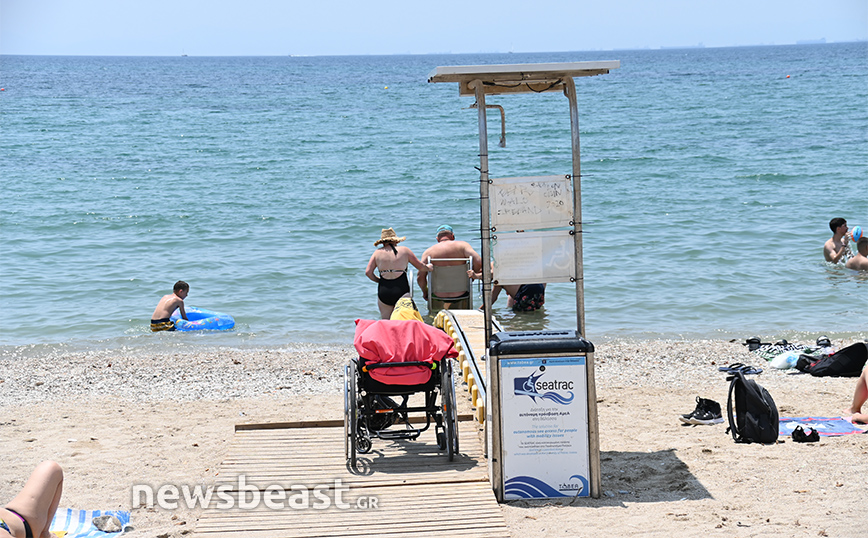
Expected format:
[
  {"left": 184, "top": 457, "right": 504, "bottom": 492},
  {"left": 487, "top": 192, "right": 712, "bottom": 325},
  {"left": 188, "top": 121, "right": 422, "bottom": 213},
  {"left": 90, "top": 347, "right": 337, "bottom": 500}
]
[{"left": 374, "top": 228, "right": 406, "bottom": 246}]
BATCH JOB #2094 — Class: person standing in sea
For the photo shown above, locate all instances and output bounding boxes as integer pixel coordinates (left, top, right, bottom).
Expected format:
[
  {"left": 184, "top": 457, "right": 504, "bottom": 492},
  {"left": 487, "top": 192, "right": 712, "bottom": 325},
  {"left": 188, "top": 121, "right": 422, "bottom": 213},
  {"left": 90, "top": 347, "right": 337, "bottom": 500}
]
[
  {"left": 365, "top": 228, "right": 432, "bottom": 319},
  {"left": 823, "top": 217, "right": 852, "bottom": 263},
  {"left": 845, "top": 237, "right": 868, "bottom": 271}
]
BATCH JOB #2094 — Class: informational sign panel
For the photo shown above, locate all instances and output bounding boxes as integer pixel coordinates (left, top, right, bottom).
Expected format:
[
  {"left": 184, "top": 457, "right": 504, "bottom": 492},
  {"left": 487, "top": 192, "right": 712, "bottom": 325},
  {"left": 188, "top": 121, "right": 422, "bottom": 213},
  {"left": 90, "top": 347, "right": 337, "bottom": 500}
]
[
  {"left": 499, "top": 356, "right": 590, "bottom": 499},
  {"left": 490, "top": 175, "right": 573, "bottom": 232},
  {"left": 491, "top": 230, "right": 575, "bottom": 285}
]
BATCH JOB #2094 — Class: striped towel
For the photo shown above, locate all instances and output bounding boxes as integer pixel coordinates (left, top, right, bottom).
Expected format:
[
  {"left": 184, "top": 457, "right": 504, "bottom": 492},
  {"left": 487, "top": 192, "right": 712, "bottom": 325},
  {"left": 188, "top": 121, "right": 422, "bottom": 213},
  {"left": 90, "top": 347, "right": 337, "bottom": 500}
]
[
  {"left": 779, "top": 416, "right": 866, "bottom": 436},
  {"left": 50, "top": 508, "right": 131, "bottom": 538}
]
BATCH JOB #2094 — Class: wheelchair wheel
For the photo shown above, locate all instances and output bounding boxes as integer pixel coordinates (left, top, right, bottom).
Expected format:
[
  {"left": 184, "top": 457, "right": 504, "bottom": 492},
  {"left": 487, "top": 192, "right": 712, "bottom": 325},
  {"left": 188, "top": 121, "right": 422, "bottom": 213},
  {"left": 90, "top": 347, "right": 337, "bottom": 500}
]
[
  {"left": 442, "top": 358, "right": 459, "bottom": 461},
  {"left": 347, "top": 362, "right": 359, "bottom": 466},
  {"left": 343, "top": 364, "right": 350, "bottom": 460}
]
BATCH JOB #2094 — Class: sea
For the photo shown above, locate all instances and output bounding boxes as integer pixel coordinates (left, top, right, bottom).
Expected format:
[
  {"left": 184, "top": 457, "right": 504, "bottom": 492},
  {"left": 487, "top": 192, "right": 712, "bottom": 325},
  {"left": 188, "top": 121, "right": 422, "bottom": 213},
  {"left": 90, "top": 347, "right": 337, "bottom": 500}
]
[{"left": 2, "top": 42, "right": 866, "bottom": 355}]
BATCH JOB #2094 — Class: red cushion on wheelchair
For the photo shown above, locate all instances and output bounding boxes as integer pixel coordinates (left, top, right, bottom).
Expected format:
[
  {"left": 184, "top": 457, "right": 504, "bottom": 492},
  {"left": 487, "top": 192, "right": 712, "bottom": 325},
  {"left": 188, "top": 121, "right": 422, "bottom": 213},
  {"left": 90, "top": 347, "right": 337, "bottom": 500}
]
[{"left": 354, "top": 319, "right": 458, "bottom": 386}]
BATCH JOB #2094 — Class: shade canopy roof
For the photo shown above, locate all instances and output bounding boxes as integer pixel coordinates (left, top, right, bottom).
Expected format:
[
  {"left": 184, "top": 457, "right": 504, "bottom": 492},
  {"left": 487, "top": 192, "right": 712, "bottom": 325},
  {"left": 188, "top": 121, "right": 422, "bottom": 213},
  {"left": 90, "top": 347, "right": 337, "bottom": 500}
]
[{"left": 428, "top": 60, "right": 620, "bottom": 96}]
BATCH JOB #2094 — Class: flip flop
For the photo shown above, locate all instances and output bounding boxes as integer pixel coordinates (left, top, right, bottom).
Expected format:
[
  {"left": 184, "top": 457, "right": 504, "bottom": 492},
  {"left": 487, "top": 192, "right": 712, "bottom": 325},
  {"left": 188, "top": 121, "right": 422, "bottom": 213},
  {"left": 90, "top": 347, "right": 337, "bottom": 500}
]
[{"left": 792, "top": 425, "right": 820, "bottom": 443}]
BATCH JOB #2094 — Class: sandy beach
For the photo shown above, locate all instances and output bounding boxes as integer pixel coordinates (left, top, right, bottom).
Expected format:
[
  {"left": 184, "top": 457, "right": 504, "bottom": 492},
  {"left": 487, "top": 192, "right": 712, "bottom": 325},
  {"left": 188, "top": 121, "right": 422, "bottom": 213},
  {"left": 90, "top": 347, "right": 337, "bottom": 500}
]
[{"left": 1, "top": 339, "right": 866, "bottom": 538}]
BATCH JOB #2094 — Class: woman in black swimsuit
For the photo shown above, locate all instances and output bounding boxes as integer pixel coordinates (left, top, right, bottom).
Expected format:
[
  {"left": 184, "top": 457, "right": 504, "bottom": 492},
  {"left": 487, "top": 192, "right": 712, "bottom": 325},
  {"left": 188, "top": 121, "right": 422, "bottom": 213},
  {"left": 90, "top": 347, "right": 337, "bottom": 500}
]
[
  {"left": 365, "top": 228, "right": 432, "bottom": 319},
  {"left": 0, "top": 461, "right": 63, "bottom": 538}
]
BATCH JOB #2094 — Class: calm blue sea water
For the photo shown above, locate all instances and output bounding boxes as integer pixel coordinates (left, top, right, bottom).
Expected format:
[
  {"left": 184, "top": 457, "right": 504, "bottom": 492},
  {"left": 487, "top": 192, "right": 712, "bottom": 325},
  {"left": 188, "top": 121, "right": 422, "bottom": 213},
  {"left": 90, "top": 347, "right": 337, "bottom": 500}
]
[{"left": 2, "top": 43, "right": 866, "bottom": 353}]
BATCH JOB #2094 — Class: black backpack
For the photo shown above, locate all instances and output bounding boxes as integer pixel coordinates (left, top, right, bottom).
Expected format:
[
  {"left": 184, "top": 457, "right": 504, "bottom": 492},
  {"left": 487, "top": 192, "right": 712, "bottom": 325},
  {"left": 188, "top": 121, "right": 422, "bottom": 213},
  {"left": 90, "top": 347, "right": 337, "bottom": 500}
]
[
  {"left": 796, "top": 342, "right": 867, "bottom": 377},
  {"left": 720, "top": 364, "right": 779, "bottom": 444}
]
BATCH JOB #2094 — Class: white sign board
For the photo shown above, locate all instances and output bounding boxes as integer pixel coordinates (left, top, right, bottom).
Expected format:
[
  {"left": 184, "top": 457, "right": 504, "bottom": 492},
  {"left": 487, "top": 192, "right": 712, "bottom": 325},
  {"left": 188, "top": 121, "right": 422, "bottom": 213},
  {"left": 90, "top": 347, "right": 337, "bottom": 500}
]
[
  {"left": 491, "top": 230, "right": 575, "bottom": 285},
  {"left": 500, "top": 356, "right": 590, "bottom": 499},
  {"left": 490, "top": 175, "right": 573, "bottom": 232}
]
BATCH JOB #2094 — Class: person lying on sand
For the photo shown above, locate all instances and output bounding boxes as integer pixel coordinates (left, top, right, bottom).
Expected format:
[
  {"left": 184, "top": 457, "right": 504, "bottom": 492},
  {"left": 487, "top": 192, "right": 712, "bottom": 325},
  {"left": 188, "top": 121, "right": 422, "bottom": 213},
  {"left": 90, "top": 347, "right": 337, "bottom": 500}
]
[
  {"left": 843, "top": 368, "right": 868, "bottom": 424},
  {"left": 0, "top": 461, "right": 64, "bottom": 538}
]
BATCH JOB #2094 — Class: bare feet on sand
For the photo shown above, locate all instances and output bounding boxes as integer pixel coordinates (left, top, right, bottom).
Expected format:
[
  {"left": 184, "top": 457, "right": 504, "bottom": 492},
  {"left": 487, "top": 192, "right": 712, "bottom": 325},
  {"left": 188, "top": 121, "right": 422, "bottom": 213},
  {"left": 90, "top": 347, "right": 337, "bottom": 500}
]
[{"left": 842, "top": 408, "right": 868, "bottom": 424}]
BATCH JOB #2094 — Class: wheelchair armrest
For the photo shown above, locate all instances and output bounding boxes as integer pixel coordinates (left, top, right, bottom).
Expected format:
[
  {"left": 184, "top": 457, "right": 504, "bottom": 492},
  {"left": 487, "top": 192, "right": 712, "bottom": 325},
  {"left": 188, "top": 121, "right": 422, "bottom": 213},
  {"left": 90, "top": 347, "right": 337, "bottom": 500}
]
[{"left": 363, "top": 361, "right": 436, "bottom": 371}]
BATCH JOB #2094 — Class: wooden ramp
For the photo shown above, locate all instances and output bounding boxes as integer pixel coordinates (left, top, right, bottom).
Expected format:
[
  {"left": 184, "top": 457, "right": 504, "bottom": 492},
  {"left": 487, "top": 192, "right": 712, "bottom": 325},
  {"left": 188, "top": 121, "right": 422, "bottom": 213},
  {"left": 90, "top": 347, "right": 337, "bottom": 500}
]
[
  {"left": 433, "top": 309, "right": 501, "bottom": 423},
  {"left": 194, "top": 420, "right": 509, "bottom": 538},
  {"left": 443, "top": 309, "right": 489, "bottom": 365}
]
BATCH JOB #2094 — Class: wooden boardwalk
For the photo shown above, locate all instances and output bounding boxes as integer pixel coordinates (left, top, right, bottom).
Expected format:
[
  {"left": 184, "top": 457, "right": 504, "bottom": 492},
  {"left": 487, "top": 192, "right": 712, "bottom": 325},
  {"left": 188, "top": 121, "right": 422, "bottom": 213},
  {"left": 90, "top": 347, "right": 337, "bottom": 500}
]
[
  {"left": 194, "top": 420, "right": 509, "bottom": 538},
  {"left": 445, "top": 309, "right": 489, "bottom": 367}
]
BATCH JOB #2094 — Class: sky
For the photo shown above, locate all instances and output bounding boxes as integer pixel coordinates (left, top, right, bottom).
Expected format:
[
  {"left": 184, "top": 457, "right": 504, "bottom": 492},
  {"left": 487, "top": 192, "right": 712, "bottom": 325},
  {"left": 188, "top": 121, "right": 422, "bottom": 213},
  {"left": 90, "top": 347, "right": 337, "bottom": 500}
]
[{"left": 1, "top": 0, "right": 866, "bottom": 56}]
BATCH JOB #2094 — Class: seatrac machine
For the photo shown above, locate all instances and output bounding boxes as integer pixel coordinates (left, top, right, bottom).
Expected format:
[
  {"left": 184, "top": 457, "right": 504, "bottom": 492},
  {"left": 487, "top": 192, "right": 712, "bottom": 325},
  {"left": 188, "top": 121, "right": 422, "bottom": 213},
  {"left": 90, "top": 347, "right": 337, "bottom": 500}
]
[{"left": 429, "top": 60, "right": 619, "bottom": 500}]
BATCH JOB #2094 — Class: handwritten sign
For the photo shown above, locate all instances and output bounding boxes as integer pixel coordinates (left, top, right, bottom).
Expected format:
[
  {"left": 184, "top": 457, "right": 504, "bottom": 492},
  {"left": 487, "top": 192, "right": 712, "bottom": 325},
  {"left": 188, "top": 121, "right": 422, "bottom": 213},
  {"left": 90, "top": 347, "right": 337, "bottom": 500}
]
[
  {"left": 491, "top": 230, "right": 576, "bottom": 285},
  {"left": 491, "top": 175, "right": 573, "bottom": 232}
]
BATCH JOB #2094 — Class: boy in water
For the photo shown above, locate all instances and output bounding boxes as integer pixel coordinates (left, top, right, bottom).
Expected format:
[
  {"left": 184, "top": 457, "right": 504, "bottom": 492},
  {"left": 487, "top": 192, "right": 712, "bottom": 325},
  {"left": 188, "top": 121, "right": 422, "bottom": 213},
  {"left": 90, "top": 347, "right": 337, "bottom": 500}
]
[
  {"left": 150, "top": 280, "right": 189, "bottom": 331},
  {"left": 845, "top": 237, "right": 868, "bottom": 271},
  {"left": 823, "top": 217, "right": 852, "bottom": 263}
]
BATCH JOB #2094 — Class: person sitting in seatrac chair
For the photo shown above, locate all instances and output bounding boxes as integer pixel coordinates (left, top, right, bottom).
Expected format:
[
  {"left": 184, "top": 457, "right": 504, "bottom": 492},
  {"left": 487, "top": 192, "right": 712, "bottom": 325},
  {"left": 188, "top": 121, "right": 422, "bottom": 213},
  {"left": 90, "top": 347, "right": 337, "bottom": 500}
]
[{"left": 417, "top": 225, "right": 482, "bottom": 301}]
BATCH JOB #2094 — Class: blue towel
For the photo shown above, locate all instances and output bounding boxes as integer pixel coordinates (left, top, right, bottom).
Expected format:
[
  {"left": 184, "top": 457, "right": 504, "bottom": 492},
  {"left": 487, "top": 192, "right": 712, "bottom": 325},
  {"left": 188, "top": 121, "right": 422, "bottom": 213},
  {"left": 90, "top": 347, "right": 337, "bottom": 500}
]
[
  {"left": 50, "top": 508, "right": 131, "bottom": 538},
  {"left": 779, "top": 416, "right": 866, "bottom": 437}
]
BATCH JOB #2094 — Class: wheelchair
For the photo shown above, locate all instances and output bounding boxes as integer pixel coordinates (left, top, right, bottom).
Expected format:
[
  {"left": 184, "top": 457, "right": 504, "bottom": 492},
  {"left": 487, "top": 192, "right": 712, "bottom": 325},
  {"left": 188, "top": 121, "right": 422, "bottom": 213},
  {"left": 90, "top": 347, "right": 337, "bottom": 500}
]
[{"left": 344, "top": 319, "right": 460, "bottom": 467}]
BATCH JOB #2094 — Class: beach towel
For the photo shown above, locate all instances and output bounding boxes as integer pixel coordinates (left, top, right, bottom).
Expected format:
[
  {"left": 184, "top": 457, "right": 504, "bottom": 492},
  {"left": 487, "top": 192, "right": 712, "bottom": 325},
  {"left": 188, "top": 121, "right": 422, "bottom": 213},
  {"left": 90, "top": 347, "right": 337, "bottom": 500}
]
[
  {"left": 50, "top": 508, "right": 131, "bottom": 538},
  {"left": 779, "top": 417, "right": 866, "bottom": 437},
  {"left": 751, "top": 343, "right": 814, "bottom": 362}
]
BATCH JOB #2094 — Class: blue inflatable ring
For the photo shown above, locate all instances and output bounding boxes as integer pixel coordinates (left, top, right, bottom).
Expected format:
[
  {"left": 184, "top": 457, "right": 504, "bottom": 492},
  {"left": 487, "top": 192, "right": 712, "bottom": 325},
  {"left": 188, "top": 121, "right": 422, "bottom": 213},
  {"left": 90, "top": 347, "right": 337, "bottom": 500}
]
[{"left": 170, "top": 306, "right": 235, "bottom": 331}]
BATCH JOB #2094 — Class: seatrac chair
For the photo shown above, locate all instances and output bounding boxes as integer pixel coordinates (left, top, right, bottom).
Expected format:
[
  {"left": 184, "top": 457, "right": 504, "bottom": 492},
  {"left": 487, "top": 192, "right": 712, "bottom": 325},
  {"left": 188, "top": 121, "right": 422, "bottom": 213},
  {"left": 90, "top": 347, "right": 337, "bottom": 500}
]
[{"left": 426, "top": 257, "right": 473, "bottom": 312}]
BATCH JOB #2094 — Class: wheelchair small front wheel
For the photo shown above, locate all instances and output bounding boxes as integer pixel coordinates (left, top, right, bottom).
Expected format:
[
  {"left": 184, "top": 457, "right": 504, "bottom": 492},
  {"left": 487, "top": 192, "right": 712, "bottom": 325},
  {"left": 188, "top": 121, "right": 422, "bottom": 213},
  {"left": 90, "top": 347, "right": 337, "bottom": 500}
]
[
  {"left": 356, "top": 434, "right": 372, "bottom": 454},
  {"left": 436, "top": 430, "right": 447, "bottom": 450}
]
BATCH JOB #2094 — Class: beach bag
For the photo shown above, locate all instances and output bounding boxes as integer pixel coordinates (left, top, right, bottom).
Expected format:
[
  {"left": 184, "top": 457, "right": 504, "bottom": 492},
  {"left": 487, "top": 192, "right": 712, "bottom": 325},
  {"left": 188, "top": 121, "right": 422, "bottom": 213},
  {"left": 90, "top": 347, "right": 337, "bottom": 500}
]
[
  {"left": 795, "top": 342, "right": 867, "bottom": 377},
  {"left": 720, "top": 364, "right": 779, "bottom": 445}
]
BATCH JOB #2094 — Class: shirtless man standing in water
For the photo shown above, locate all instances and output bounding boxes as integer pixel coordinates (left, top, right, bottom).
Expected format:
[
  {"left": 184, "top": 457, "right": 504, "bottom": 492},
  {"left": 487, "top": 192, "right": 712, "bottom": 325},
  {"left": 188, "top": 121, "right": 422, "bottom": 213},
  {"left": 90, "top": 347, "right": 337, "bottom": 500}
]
[{"left": 823, "top": 217, "right": 852, "bottom": 263}]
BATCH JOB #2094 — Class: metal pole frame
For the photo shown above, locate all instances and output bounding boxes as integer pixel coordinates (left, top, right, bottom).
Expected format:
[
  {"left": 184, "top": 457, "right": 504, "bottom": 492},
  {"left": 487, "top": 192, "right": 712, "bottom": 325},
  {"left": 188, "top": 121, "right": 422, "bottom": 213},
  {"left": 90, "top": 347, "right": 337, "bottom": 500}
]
[
  {"left": 564, "top": 77, "right": 601, "bottom": 499},
  {"left": 474, "top": 77, "right": 600, "bottom": 501},
  {"left": 471, "top": 79, "right": 504, "bottom": 502}
]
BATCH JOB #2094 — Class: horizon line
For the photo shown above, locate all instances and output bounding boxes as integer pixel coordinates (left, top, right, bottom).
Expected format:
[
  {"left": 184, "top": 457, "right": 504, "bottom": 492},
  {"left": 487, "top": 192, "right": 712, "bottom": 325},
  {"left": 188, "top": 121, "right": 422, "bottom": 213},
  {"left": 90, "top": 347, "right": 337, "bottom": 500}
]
[{"left": 2, "top": 39, "right": 866, "bottom": 59}]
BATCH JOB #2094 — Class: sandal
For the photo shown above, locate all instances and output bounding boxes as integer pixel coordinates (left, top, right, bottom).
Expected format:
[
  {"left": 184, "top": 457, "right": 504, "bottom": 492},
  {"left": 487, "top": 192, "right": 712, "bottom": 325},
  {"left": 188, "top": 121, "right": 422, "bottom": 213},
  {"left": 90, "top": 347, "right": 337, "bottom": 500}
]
[{"left": 792, "top": 425, "right": 820, "bottom": 443}]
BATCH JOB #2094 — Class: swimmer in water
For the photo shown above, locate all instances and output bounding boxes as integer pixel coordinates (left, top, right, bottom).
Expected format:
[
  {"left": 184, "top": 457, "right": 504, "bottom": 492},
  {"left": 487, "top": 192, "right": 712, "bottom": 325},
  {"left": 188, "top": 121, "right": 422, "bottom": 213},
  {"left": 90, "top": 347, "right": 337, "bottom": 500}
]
[
  {"left": 845, "top": 237, "right": 868, "bottom": 271},
  {"left": 823, "top": 217, "right": 852, "bottom": 264}
]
